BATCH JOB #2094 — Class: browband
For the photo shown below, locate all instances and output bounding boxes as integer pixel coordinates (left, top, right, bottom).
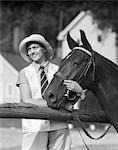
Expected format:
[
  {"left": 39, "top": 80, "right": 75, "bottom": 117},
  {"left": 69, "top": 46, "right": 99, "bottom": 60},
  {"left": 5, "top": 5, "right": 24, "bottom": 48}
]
[{"left": 73, "top": 47, "right": 92, "bottom": 56}]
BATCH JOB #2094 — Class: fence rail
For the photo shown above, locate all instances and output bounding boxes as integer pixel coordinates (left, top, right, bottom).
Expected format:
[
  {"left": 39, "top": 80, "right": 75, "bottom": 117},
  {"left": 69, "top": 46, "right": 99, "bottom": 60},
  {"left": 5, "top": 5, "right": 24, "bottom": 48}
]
[{"left": 0, "top": 103, "right": 110, "bottom": 123}]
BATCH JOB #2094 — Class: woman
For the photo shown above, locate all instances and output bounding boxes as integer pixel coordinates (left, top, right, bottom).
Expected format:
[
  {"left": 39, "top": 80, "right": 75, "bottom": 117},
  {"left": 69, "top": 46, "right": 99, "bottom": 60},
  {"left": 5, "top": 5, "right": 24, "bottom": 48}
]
[
  {"left": 16, "top": 34, "right": 71, "bottom": 150},
  {"left": 16, "top": 33, "right": 85, "bottom": 150}
]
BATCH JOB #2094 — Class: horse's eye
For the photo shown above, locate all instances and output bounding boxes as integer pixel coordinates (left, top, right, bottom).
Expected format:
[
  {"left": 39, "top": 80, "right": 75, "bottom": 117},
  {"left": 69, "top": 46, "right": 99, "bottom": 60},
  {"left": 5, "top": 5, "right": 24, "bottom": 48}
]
[{"left": 73, "top": 62, "right": 79, "bottom": 67}]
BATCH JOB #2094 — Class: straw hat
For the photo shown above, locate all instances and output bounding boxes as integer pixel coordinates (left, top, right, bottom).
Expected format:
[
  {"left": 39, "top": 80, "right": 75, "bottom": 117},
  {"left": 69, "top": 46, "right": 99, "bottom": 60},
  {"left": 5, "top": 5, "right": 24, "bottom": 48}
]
[{"left": 19, "top": 34, "right": 54, "bottom": 63}]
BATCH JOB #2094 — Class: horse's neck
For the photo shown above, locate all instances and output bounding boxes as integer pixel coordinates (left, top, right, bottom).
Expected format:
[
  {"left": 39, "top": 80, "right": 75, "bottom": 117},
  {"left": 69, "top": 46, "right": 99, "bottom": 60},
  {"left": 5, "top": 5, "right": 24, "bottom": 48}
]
[
  {"left": 92, "top": 82, "right": 109, "bottom": 103},
  {"left": 91, "top": 52, "right": 118, "bottom": 103}
]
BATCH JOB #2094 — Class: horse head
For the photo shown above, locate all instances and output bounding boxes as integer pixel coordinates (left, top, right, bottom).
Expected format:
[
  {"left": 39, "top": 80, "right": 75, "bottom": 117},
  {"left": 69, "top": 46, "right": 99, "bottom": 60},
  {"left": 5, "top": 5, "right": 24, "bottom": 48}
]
[
  {"left": 44, "top": 30, "right": 95, "bottom": 110},
  {"left": 44, "top": 30, "right": 118, "bottom": 133}
]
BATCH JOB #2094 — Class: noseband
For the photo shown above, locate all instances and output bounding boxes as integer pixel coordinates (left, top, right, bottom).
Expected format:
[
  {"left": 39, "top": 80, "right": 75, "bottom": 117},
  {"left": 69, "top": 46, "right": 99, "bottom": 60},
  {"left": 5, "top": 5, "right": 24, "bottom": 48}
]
[{"left": 54, "top": 47, "right": 95, "bottom": 108}]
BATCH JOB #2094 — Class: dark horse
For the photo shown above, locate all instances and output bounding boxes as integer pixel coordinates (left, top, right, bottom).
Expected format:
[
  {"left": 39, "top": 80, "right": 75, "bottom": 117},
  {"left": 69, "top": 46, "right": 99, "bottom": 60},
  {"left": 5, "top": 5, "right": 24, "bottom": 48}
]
[{"left": 44, "top": 30, "right": 118, "bottom": 133}]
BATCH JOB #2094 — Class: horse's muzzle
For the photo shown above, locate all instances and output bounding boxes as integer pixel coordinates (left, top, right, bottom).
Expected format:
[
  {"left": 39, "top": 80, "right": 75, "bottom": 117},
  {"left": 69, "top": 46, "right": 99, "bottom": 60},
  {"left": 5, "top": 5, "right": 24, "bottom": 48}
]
[{"left": 44, "top": 91, "right": 57, "bottom": 108}]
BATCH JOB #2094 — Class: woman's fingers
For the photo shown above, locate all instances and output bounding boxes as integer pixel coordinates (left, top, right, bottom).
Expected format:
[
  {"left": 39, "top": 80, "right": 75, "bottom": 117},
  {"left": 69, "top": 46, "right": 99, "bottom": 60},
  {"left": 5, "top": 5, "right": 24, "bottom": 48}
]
[
  {"left": 63, "top": 80, "right": 86, "bottom": 100},
  {"left": 63, "top": 80, "right": 83, "bottom": 93},
  {"left": 64, "top": 80, "right": 72, "bottom": 84},
  {"left": 64, "top": 80, "right": 74, "bottom": 89}
]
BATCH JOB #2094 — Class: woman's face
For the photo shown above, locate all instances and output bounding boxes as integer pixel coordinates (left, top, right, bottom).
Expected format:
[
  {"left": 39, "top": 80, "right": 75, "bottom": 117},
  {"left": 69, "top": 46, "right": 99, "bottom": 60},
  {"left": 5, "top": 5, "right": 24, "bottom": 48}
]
[{"left": 27, "top": 43, "right": 46, "bottom": 63}]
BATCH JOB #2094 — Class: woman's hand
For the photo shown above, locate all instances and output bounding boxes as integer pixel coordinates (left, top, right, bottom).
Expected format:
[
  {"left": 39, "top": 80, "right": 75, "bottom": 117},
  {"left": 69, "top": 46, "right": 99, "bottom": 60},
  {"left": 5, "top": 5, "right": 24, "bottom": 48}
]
[
  {"left": 63, "top": 80, "right": 83, "bottom": 94},
  {"left": 63, "top": 80, "right": 85, "bottom": 100}
]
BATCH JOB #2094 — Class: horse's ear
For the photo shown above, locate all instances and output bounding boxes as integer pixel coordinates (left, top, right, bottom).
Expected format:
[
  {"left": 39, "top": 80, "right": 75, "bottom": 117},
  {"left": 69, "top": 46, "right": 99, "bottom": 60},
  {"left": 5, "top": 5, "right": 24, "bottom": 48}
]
[
  {"left": 67, "top": 31, "right": 79, "bottom": 50},
  {"left": 80, "top": 30, "right": 92, "bottom": 52}
]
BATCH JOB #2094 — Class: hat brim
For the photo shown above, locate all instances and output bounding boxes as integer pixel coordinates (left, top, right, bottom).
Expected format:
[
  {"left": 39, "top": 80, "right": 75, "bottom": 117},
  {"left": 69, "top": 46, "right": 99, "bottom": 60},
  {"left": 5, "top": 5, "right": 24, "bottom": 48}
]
[{"left": 19, "top": 34, "right": 54, "bottom": 63}]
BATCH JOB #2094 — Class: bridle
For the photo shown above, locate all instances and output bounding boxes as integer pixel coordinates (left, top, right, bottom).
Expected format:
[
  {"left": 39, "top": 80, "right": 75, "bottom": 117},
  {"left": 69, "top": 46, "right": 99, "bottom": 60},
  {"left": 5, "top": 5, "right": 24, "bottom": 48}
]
[
  {"left": 54, "top": 46, "right": 95, "bottom": 108},
  {"left": 55, "top": 46, "right": 95, "bottom": 82}
]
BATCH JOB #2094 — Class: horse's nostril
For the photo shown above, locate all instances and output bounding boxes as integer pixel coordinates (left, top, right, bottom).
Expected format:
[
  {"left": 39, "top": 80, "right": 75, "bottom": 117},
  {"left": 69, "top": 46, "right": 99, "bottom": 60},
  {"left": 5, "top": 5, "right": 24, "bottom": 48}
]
[
  {"left": 49, "top": 93, "right": 54, "bottom": 99},
  {"left": 48, "top": 92, "right": 56, "bottom": 103}
]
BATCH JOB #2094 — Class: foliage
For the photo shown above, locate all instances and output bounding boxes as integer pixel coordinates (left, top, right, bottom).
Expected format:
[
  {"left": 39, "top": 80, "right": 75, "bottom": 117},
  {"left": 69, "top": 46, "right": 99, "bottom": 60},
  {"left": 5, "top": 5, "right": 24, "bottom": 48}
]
[{"left": 0, "top": 1, "right": 118, "bottom": 50}]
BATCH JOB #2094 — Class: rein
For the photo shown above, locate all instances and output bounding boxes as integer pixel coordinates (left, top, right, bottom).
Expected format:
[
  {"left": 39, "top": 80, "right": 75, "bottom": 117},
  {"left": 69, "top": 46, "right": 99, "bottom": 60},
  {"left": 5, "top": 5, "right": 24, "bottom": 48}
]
[
  {"left": 72, "top": 109, "right": 111, "bottom": 140},
  {"left": 72, "top": 109, "right": 111, "bottom": 150}
]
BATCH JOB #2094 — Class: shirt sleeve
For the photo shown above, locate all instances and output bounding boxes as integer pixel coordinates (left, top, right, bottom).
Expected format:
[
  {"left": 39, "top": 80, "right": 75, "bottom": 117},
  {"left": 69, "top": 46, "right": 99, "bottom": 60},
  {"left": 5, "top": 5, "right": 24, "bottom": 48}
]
[{"left": 16, "top": 69, "right": 28, "bottom": 87}]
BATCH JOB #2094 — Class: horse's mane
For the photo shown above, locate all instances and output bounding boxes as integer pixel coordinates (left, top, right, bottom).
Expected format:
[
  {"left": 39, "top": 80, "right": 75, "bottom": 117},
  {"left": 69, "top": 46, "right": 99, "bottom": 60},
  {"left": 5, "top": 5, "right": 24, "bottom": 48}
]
[{"left": 95, "top": 51, "right": 118, "bottom": 73}]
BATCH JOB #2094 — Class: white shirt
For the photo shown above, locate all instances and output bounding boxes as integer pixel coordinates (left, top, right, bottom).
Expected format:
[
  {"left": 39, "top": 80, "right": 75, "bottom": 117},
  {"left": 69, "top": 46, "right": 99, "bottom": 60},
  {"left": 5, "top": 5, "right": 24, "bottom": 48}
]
[{"left": 17, "top": 61, "right": 68, "bottom": 133}]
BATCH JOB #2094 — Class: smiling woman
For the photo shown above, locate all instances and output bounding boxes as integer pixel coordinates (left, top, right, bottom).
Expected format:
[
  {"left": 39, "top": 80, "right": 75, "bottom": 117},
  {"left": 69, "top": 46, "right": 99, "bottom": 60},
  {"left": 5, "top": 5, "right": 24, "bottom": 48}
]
[
  {"left": 26, "top": 43, "right": 46, "bottom": 63},
  {"left": 16, "top": 34, "right": 71, "bottom": 150}
]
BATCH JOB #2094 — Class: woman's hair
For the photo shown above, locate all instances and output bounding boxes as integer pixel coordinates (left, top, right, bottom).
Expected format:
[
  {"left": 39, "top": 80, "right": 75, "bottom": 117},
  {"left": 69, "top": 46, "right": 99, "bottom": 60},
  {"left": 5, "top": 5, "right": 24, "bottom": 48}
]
[{"left": 26, "top": 41, "right": 48, "bottom": 60}]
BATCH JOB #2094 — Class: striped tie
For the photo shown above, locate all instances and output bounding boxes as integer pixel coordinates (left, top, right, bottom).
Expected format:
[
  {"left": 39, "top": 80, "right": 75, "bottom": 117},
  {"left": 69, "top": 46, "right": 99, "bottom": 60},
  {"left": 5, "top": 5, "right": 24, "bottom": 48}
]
[{"left": 40, "top": 66, "right": 49, "bottom": 96}]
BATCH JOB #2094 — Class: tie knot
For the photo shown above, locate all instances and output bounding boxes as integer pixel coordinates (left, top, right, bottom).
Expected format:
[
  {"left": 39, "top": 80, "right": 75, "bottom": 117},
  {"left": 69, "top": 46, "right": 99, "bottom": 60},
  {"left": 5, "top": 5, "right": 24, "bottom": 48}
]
[{"left": 40, "top": 65, "right": 44, "bottom": 70}]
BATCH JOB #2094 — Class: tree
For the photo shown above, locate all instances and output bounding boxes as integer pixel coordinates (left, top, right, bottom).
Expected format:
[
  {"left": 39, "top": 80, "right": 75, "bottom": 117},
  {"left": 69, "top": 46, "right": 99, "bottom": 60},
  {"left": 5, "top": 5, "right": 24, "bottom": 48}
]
[{"left": 0, "top": 1, "right": 118, "bottom": 52}]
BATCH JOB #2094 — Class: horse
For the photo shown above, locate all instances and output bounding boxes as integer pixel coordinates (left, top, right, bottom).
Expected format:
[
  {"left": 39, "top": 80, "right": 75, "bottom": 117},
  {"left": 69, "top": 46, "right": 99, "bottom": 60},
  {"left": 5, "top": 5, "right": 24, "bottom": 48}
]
[{"left": 44, "top": 30, "right": 118, "bottom": 133}]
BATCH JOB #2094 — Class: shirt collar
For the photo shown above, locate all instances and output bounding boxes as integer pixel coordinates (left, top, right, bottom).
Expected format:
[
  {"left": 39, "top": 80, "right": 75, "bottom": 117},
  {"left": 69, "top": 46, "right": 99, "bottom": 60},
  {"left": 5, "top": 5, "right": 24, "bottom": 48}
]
[{"left": 32, "top": 61, "right": 49, "bottom": 73}]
